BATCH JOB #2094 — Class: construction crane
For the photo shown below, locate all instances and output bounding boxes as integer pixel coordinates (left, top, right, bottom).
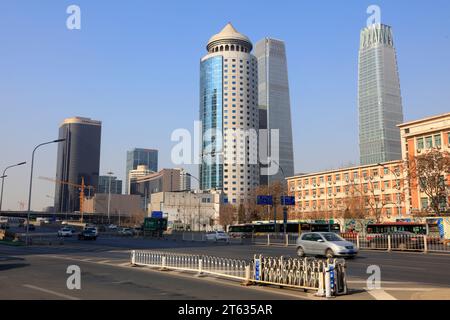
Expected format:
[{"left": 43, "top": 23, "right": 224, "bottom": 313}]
[{"left": 38, "top": 176, "right": 95, "bottom": 222}]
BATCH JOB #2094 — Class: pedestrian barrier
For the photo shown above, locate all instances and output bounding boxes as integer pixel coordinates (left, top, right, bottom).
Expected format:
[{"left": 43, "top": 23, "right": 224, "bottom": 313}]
[{"left": 131, "top": 250, "right": 348, "bottom": 297}]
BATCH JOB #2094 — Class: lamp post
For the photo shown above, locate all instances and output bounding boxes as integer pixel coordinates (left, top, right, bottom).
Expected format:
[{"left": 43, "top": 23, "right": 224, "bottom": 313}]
[
  {"left": 107, "top": 171, "right": 114, "bottom": 225},
  {"left": 377, "top": 163, "right": 403, "bottom": 220},
  {"left": 26, "top": 139, "right": 65, "bottom": 245},
  {"left": 273, "top": 160, "right": 288, "bottom": 237},
  {"left": 0, "top": 162, "right": 26, "bottom": 212}
]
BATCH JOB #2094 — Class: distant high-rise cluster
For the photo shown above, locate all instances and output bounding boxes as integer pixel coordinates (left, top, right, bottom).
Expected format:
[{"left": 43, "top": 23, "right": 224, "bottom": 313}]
[
  {"left": 126, "top": 148, "right": 158, "bottom": 194},
  {"left": 358, "top": 23, "right": 404, "bottom": 165}
]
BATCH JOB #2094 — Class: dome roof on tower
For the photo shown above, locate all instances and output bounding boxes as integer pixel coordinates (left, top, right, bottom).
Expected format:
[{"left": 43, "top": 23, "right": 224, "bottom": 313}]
[{"left": 207, "top": 23, "right": 252, "bottom": 52}]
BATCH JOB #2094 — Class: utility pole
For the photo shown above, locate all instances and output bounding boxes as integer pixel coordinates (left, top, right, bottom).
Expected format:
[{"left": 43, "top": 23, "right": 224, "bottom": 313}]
[{"left": 107, "top": 171, "right": 113, "bottom": 225}]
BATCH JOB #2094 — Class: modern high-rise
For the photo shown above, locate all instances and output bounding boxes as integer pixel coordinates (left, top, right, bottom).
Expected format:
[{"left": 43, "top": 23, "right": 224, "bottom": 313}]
[
  {"left": 255, "top": 38, "right": 295, "bottom": 185},
  {"left": 199, "top": 23, "right": 260, "bottom": 205},
  {"left": 97, "top": 175, "right": 122, "bottom": 194},
  {"left": 125, "top": 148, "right": 158, "bottom": 194},
  {"left": 358, "top": 23, "right": 404, "bottom": 165},
  {"left": 54, "top": 117, "right": 102, "bottom": 212}
]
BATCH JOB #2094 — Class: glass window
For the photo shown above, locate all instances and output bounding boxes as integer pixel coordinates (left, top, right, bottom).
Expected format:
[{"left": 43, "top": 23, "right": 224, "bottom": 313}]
[
  {"left": 420, "top": 198, "right": 428, "bottom": 209},
  {"left": 417, "top": 137, "right": 424, "bottom": 150},
  {"left": 425, "top": 136, "right": 433, "bottom": 148},
  {"left": 434, "top": 134, "right": 441, "bottom": 148}
]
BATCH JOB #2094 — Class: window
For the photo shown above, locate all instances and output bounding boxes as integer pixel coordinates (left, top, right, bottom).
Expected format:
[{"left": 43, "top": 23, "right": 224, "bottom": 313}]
[
  {"left": 417, "top": 137, "right": 424, "bottom": 150},
  {"left": 425, "top": 136, "right": 433, "bottom": 148},
  {"left": 421, "top": 197, "right": 428, "bottom": 210},
  {"left": 434, "top": 134, "right": 441, "bottom": 148},
  {"left": 384, "top": 168, "right": 389, "bottom": 175}
]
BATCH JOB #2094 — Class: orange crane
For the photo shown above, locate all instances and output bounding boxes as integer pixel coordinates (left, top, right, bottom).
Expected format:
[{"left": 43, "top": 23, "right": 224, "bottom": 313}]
[{"left": 38, "top": 176, "right": 95, "bottom": 222}]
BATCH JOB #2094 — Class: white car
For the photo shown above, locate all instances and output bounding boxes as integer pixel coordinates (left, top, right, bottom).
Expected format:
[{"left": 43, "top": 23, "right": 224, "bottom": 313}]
[
  {"left": 118, "top": 228, "right": 133, "bottom": 236},
  {"left": 84, "top": 226, "right": 98, "bottom": 237},
  {"left": 57, "top": 227, "right": 73, "bottom": 237},
  {"left": 108, "top": 224, "right": 118, "bottom": 230},
  {"left": 205, "top": 231, "right": 230, "bottom": 242}
]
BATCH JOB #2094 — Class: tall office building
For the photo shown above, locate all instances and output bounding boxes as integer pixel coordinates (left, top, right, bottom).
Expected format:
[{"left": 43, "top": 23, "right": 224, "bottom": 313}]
[
  {"left": 97, "top": 175, "right": 122, "bottom": 194},
  {"left": 200, "top": 23, "right": 260, "bottom": 205},
  {"left": 255, "top": 38, "right": 295, "bottom": 185},
  {"left": 358, "top": 23, "right": 404, "bottom": 165},
  {"left": 125, "top": 148, "right": 158, "bottom": 194},
  {"left": 54, "top": 117, "right": 102, "bottom": 212}
]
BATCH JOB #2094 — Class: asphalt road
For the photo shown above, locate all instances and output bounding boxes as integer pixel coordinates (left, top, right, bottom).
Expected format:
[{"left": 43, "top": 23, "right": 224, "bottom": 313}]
[{"left": 1, "top": 235, "right": 449, "bottom": 300}]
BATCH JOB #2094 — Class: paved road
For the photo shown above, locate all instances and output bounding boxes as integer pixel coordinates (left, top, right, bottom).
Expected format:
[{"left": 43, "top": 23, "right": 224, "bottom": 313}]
[{"left": 1, "top": 235, "right": 449, "bottom": 300}]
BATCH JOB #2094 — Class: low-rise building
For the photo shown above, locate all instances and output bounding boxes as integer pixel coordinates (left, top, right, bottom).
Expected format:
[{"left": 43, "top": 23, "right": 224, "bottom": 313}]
[
  {"left": 149, "top": 191, "right": 224, "bottom": 231},
  {"left": 287, "top": 161, "right": 406, "bottom": 221},
  {"left": 84, "top": 194, "right": 142, "bottom": 217},
  {"left": 399, "top": 112, "right": 450, "bottom": 214}
]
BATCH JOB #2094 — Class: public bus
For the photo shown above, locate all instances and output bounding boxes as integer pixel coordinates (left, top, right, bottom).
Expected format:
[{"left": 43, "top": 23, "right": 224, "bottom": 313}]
[
  {"left": 228, "top": 221, "right": 340, "bottom": 238},
  {"left": 366, "top": 222, "right": 427, "bottom": 235}
]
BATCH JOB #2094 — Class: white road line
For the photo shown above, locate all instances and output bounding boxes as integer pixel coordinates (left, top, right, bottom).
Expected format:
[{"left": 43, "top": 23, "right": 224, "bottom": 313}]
[
  {"left": 366, "top": 289, "right": 397, "bottom": 300},
  {"left": 23, "top": 284, "right": 80, "bottom": 300}
]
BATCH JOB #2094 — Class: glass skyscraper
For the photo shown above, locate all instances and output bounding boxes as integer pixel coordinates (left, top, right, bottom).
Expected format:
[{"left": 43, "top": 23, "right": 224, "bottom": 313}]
[
  {"left": 358, "top": 23, "right": 404, "bottom": 165},
  {"left": 200, "top": 23, "right": 260, "bottom": 204},
  {"left": 255, "top": 38, "right": 295, "bottom": 184},
  {"left": 125, "top": 148, "right": 158, "bottom": 194},
  {"left": 97, "top": 175, "right": 122, "bottom": 194},
  {"left": 55, "top": 117, "right": 102, "bottom": 213}
]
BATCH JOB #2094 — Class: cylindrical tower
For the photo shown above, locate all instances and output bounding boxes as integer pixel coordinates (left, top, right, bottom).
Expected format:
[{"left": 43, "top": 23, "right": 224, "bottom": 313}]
[
  {"left": 54, "top": 117, "right": 102, "bottom": 213},
  {"left": 200, "top": 23, "right": 259, "bottom": 205}
]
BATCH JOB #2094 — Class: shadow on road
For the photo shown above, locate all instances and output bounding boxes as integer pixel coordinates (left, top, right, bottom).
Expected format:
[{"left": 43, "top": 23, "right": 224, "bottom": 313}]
[{"left": 0, "top": 263, "right": 29, "bottom": 271}]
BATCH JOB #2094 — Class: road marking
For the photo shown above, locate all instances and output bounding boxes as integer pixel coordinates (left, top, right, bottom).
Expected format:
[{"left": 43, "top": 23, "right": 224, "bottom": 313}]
[
  {"left": 366, "top": 289, "right": 397, "bottom": 300},
  {"left": 23, "top": 284, "right": 80, "bottom": 300},
  {"left": 97, "top": 260, "right": 111, "bottom": 264}
]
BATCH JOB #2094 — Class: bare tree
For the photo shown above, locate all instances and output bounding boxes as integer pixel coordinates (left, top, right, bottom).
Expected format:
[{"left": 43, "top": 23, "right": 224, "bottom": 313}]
[
  {"left": 219, "top": 204, "right": 236, "bottom": 229},
  {"left": 409, "top": 149, "right": 450, "bottom": 215}
]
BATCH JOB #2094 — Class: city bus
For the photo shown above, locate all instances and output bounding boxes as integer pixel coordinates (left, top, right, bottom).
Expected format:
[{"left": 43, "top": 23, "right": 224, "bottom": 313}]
[
  {"left": 228, "top": 221, "right": 340, "bottom": 237},
  {"left": 366, "top": 222, "right": 427, "bottom": 235}
]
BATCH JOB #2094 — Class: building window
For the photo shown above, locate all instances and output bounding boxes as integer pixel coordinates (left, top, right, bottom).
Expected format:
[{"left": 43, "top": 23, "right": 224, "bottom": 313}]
[
  {"left": 425, "top": 136, "right": 433, "bottom": 148},
  {"left": 417, "top": 137, "right": 424, "bottom": 150},
  {"left": 434, "top": 134, "right": 442, "bottom": 148},
  {"left": 420, "top": 197, "right": 428, "bottom": 210}
]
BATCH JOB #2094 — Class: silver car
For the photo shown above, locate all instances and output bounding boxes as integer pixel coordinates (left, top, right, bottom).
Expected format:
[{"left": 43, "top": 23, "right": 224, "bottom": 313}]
[{"left": 296, "top": 232, "right": 358, "bottom": 258}]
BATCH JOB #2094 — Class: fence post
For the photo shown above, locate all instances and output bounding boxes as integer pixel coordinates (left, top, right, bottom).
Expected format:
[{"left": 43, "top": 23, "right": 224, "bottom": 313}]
[
  {"left": 241, "top": 265, "right": 252, "bottom": 286},
  {"left": 285, "top": 234, "right": 289, "bottom": 247},
  {"left": 325, "top": 264, "right": 332, "bottom": 298},
  {"left": 160, "top": 256, "right": 167, "bottom": 271},
  {"left": 131, "top": 250, "right": 136, "bottom": 265},
  {"left": 197, "top": 259, "right": 204, "bottom": 277},
  {"left": 267, "top": 234, "right": 270, "bottom": 246},
  {"left": 356, "top": 234, "right": 360, "bottom": 249},
  {"left": 387, "top": 235, "right": 392, "bottom": 252},
  {"left": 316, "top": 269, "right": 325, "bottom": 297},
  {"left": 423, "top": 235, "right": 428, "bottom": 254}
]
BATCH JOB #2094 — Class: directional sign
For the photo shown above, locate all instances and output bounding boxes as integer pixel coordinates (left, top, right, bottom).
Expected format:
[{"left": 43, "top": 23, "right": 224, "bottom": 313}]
[
  {"left": 281, "top": 196, "right": 296, "bottom": 206},
  {"left": 257, "top": 195, "right": 273, "bottom": 205}
]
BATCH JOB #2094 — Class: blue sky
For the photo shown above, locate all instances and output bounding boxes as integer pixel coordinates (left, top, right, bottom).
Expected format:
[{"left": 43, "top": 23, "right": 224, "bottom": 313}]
[{"left": 0, "top": 0, "right": 449, "bottom": 210}]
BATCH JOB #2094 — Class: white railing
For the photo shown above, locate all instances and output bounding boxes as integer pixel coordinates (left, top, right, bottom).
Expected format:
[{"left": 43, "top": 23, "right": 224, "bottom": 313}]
[{"left": 131, "top": 250, "right": 348, "bottom": 297}]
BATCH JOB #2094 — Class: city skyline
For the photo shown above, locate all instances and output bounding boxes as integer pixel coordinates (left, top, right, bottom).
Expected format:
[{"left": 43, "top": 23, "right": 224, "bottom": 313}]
[{"left": 1, "top": 0, "right": 449, "bottom": 210}]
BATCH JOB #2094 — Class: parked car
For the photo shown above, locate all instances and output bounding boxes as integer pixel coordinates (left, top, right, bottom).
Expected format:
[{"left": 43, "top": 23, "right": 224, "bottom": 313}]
[
  {"left": 118, "top": 228, "right": 133, "bottom": 236},
  {"left": 296, "top": 232, "right": 358, "bottom": 258},
  {"left": 108, "top": 224, "right": 118, "bottom": 230},
  {"left": 78, "top": 229, "right": 97, "bottom": 240},
  {"left": 205, "top": 231, "right": 230, "bottom": 242},
  {"left": 84, "top": 226, "right": 98, "bottom": 237},
  {"left": 57, "top": 227, "right": 73, "bottom": 237},
  {"left": 366, "top": 231, "right": 424, "bottom": 250}
]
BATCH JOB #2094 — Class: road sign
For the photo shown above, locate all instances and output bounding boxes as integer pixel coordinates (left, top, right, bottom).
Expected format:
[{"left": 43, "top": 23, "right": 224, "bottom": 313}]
[
  {"left": 151, "top": 211, "right": 163, "bottom": 219},
  {"left": 254, "top": 258, "right": 261, "bottom": 281},
  {"left": 280, "top": 196, "right": 295, "bottom": 206},
  {"left": 257, "top": 195, "right": 273, "bottom": 205}
]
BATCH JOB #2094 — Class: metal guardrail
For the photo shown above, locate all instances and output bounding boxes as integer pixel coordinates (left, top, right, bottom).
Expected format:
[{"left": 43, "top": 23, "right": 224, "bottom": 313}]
[{"left": 131, "top": 250, "right": 348, "bottom": 297}]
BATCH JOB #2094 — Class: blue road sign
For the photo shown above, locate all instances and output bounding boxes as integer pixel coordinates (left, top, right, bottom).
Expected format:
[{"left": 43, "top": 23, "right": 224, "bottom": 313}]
[
  {"left": 281, "top": 196, "right": 295, "bottom": 206},
  {"left": 151, "top": 211, "right": 163, "bottom": 219},
  {"left": 257, "top": 195, "right": 273, "bottom": 205},
  {"left": 254, "top": 259, "right": 261, "bottom": 281}
]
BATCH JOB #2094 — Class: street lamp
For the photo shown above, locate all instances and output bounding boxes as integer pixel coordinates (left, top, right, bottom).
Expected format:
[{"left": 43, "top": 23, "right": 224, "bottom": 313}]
[
  {"left": 273, "top": 160, "right": 288, "bottom": 236},
  {"left": 0, "top": 161, "right": 27, "bottom": 212},
  {"left": 107, "top": 171, "right": 114, "bottom": 225},
  {"left": 26, "top": 139, "right": 65, "bottom": 245},
  {"left": 186, "top": 173, "right": 202, "bottom": 232}
]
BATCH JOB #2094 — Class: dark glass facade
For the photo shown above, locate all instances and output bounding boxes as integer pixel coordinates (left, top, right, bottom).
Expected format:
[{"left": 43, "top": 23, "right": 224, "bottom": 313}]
[
  {"left": 200, "top": 56, "right": 223, "bottom": 190},
  {"left": 54, "top": 119, "right": 102, "bottom": 212},
  {"left": 97, "top": 176, "right": 122, "bottom": 194}
]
